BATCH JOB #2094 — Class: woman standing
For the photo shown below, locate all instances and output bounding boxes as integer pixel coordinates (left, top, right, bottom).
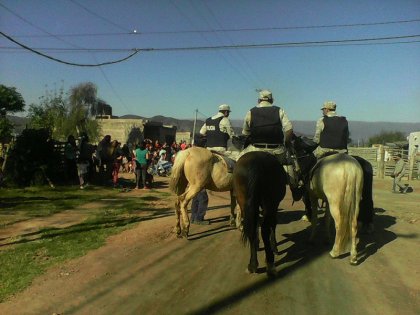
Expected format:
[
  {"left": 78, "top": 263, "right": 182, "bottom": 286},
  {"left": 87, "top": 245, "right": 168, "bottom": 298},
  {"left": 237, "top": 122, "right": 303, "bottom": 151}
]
[
  {"left": 134, "top": 141, "right": 150, "bottom": 189},
  {"left": 111, "top": 140, "right": 123, "bottom": 188}
]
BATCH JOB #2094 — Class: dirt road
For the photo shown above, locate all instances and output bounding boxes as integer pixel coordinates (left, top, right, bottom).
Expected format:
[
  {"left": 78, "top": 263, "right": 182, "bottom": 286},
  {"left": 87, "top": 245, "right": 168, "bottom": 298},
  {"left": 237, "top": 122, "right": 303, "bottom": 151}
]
[{"left": 1, "top": 178, "right": 419, "bottom": 315}]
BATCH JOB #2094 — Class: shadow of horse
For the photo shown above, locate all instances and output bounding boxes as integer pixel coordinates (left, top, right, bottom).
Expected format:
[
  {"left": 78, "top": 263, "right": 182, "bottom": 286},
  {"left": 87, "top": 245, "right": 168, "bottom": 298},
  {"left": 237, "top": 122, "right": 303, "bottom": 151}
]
[{"left": 356, "top": 208, "right": 397, "bottom": 264}]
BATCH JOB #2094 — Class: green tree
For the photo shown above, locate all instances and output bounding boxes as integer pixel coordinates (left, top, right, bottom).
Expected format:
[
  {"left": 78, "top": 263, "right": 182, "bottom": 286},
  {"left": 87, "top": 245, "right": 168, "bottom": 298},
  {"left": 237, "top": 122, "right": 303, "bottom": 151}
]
[
  {"left": 368, "top": 131, "right": 406, "bottom": 146},
  {"left": 68, "top": 82, "right": 100, "bottom": 141},
  {"left": 0, "top": 85, "right": 26, "bottom": 117},
  {"left": 28, "top": 82, "right": 101, "bottom": 142},
  {"left": 0, "top": 85, "right": 26, "bottom": 142},
  {"left": 28, "top": 86, "right": 67, "bottom": 139}
]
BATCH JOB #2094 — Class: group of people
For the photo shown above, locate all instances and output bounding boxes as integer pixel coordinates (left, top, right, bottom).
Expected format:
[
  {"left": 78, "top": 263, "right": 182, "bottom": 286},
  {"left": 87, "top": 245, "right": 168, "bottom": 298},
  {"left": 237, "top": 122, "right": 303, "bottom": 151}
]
[
  {"left": 63, "top": 131, "right": 194, "bottom": 190},
  {"left": 191, "top": 89, "right": 350, "bottom": 224}
]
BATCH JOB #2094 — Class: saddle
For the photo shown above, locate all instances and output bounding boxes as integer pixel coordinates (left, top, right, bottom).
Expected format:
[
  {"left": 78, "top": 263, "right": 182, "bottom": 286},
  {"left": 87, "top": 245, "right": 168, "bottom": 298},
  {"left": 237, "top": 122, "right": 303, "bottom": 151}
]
[{"left": 210, "top": 151, "right": 236, "bottom": 173}]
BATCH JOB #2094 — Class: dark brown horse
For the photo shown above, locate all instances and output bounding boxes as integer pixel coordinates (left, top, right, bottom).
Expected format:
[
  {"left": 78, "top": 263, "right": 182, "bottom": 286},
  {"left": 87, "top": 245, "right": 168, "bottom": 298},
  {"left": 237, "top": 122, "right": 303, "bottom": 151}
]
[{"left": 233, "top": 151, "right": 288, "bottom": 277}]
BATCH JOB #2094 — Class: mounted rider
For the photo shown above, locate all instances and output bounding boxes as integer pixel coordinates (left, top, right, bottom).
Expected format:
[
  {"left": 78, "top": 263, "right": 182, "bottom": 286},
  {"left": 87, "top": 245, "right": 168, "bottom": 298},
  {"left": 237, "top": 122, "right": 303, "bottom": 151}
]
[
  {"left": 238, "top": 89, "right": 299, "bottom": 188},
  {"left": 313, "top": 101, "right": 349, "bottom": 159},
  {"left": 199, "top": 104, "right": 237, "bottom": 166}
]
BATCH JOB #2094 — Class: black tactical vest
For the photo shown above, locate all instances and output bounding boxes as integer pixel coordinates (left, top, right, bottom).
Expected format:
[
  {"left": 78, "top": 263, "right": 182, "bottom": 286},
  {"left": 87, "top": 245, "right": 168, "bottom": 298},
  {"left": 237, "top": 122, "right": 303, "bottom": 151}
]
[
  {"left": 205, "top": 116, "right": 229, "bottom": 148},
  {"left": 249, "top": 106, "right": 284, "bottom": 144},
  {"left": 319, "top": 116, "right": 349, "bottom": 149}
]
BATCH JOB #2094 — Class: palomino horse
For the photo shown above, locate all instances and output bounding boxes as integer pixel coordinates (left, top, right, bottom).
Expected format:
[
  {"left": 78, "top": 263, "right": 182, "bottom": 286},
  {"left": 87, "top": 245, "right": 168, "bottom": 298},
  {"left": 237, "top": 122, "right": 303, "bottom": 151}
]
[
  {"left": 295, "top": 146, "right": 364, "bottom": 265},
  {"left": 169, "top": 147, "right": 237, "bottom": 238},
  {"left": 233, "top": 151, "right": 287, "bottom": 277},
  {"left": 291, "top": 136, "right": 374, "bottom": 233}
]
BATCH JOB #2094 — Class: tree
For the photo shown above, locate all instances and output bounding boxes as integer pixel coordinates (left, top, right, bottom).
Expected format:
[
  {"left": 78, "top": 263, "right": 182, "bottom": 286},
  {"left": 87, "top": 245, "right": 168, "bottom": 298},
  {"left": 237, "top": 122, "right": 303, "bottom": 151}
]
[
  {"left": 0, "top": 85, "right": 26, "bottom": 142},
  {"left": 27, "top": 82, "right": 101, "bottom": 142},
  {"left": 27, "top": 86, "right": 67, "bottom": 139},
  {"left": 0, "top": 84, "right": 26, "bottom": 117},
  {"left": 368, "top": 131, "right": 406, "bottom": 146}
]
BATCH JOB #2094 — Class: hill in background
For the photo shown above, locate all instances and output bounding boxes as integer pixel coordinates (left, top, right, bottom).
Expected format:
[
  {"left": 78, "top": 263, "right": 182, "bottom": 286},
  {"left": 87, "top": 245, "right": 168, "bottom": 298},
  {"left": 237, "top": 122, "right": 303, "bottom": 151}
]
[
  {"left": 8, "top": 115, "right": 420, "bottom": 144},
  {"left": 138, "top": 116, "right": 420, "bottom": 144}
]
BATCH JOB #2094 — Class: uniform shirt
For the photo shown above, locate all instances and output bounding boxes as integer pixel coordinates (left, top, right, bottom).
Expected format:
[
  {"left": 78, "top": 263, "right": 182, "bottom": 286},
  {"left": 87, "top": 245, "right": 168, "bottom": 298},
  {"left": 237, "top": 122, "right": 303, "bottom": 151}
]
[
  {"left": 199, "top": 112, "right": 235, "bottom": 138},
  {"left": 242, "top": 101, "right": 292, "bottom": 136}
]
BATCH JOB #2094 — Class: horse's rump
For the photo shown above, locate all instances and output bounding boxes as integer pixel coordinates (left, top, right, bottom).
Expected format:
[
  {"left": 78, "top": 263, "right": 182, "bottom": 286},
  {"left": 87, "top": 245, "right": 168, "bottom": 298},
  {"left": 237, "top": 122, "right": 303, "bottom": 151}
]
[
  {"left": 233, "top": 151, "right": 287, "bottom": 275},
  {"left": 311, "top": 153, "right": 363, "bottom": 252},
  {"left": 169, "top": 149, "right": 190, "bottom": 195}
]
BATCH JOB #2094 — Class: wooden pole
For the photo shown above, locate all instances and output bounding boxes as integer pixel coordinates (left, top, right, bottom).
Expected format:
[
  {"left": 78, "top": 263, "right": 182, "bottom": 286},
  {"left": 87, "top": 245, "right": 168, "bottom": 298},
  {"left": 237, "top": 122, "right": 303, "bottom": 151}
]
[{"left": 377, "top": 145, "right": 385, "bottom": 179}]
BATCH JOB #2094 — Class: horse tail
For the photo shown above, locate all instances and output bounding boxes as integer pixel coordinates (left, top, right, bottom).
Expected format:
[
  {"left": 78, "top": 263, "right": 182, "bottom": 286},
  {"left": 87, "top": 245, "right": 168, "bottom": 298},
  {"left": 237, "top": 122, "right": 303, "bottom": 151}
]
[
  {"left": 241, "top": 164, "right": 261, "bottom": 246},
  {"left": 335, "top": 163, "right": 363, "bottom": 253},
  {"left": 169, "top": 149, "right": 189, "bottom": 195}
]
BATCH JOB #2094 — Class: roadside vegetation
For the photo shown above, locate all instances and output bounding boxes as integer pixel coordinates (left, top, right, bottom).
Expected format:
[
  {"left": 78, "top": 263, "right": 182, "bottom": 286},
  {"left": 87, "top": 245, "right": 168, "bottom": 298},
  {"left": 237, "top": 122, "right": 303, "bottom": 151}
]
[{"left": 0, "top": 185, "right": 172, "bottom": 302}]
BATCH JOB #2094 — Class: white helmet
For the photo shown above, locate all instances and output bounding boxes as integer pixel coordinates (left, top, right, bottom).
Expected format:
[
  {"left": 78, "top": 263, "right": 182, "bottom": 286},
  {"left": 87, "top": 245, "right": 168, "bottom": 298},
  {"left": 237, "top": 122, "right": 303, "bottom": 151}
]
[{"left": 218, "top": 104, "right": 231, "bottom": 111}]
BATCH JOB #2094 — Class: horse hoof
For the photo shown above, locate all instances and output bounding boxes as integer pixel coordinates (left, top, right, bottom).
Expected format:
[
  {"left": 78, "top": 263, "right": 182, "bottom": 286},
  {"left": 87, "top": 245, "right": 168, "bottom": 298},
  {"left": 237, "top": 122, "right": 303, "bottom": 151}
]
[
  {"left": 301, "top": 214, "right": 310, "bottom": 222},
  {"left": 350, "top": 257, "right": 358, "bottom": 265},
  {"left": 266, "top": 264, "right": 277, "bottom": 278},
  {"left": 329, "top": 251, "right": 339, "bottom": 259}
]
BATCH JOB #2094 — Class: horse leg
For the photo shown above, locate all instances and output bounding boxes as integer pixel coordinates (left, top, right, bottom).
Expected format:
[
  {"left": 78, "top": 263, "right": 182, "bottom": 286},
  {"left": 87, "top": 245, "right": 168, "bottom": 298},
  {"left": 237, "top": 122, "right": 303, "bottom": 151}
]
[
  {"left": 229, "top": 190, "right": 237, "bottom": 227},
  {"left": 309, "top": 196, "right": 319, "bottom": 244},
  {"left": 350, "top": 201, "right": 360, "bottom": 265},
  {"left": 324, "top": 203, "right": 334, "bottom": 245},
  {"left": 262, "top": 218, "right": 276, "bottom": 277},
  {"left": 179, "top": 196, "right": 191, "bottom": 238},
  {"left": 268, "top": 210, "right": 279, "bottom": 255},
  {"left": 329, "top": 203, "right": 341, "bottom": 258},
  {"left": 235, "top": 204, "right": 243, "bottom": 231},
  {"left": 350, "top": 215, "right": 359, "bottom": 265},
  {"left": 247, "top": 229, "right": 259, "bottom": 274},
  {"left": 174, "top": 198, "right": 182, "bottom": 237},
  {"left": 180, "top": 187, "right": 203, "bottom": 238}
]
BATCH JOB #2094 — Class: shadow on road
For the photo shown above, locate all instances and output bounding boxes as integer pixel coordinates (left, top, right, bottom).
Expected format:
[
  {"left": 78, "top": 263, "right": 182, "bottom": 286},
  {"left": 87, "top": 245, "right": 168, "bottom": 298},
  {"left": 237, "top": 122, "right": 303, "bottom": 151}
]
[{"left": 186, "top": 207, "right": 398, "bottom": 315}]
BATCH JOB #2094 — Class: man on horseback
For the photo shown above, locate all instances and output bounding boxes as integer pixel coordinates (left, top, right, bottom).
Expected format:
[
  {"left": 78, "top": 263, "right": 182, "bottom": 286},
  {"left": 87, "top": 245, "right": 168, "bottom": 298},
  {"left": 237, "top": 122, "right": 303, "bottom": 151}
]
[
  {"left": 313, "top": 101, "right": 349, "bottom": 159},
  {"left": 199, "top": 104, "right": 235, "bottom": 153},
  {"left": 238, "top": 90, "right": 299, "bottom": 188}
]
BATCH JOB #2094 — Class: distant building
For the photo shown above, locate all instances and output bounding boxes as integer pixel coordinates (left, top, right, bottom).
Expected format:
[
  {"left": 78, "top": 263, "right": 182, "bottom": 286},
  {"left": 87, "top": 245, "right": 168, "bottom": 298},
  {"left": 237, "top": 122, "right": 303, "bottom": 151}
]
[
  {"left": 408, "top": 131, "right": 420, "bottom": 156},
  {"left": 96, "top": 117, "right": 176, "bottom": 145},
  {"left": 176, "top": 131, "right": 191, "bottom": 144}
]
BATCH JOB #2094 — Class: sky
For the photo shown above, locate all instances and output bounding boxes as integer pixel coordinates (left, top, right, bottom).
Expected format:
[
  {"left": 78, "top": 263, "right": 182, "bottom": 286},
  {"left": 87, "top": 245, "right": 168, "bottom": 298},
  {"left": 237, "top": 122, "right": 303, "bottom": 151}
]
[{"left": 1, "top": 0, "right": 420, "bottom": 123}]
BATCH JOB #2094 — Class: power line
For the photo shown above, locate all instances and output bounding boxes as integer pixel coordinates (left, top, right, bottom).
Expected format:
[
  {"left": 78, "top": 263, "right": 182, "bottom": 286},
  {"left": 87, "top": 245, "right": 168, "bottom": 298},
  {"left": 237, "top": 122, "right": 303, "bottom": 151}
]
[
  {"left": 68, "top": 0, "right": 131, "bottom": 32},
  {"left": 3, "top": 32, "right": 419, "bottom": 52},
  {"left": 0, "top": 31, "right": 140, "bottom": 66},
  {"left": 7, "top": 18, "right": 420, "bottom": 38}
]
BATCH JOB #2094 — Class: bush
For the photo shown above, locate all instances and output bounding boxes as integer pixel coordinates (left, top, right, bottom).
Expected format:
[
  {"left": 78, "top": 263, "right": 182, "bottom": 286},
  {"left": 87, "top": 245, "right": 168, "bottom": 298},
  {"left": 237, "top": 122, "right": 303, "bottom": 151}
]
[{"left": 4, "top": 128, "right": 63, "bottom": 186}]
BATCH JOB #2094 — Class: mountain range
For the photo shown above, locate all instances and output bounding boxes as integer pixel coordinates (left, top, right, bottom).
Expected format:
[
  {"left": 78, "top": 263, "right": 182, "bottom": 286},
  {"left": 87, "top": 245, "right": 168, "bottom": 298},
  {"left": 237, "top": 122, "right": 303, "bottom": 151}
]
[
  {"left": 123, "top": 115, "right": 420, "bottom": 144},
  {"left": 8, "top": 114, "right": 420, "bottom": 144}
]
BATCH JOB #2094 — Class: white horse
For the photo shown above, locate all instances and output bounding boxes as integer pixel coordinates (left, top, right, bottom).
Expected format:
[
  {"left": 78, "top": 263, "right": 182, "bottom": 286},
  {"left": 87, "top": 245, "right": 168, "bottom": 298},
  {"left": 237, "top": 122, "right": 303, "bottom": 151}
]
[{"left": 308, "top": 153, "right": 364, "bottom": 265}]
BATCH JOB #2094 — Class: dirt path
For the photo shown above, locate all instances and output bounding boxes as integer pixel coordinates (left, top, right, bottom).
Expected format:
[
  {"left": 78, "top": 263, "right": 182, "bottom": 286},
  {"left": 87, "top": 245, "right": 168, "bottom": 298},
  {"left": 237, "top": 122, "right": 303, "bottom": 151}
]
[{"left": 0, "top": 177, "right": 419, "bottom": 315}]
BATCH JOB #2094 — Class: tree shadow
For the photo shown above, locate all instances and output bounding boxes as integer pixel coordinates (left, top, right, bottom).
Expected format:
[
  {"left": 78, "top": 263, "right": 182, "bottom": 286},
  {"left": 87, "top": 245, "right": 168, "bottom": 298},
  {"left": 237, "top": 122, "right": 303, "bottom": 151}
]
[{"left": 0, "top": 210, "right": 174, "bottom": 247}]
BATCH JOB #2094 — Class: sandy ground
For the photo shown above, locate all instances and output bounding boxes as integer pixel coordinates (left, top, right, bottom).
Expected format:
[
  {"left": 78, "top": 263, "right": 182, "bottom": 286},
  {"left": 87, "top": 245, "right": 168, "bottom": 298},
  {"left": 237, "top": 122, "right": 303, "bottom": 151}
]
[{"left": 0, "top": 176, "right": 419, "bottom": 315}]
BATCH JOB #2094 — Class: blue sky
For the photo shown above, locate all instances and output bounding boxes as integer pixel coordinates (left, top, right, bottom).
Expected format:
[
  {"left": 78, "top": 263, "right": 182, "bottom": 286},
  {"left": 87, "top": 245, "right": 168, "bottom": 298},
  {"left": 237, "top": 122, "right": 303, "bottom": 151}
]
[{"left": 1, "top": 0, "right": 419, "bottom": 123}]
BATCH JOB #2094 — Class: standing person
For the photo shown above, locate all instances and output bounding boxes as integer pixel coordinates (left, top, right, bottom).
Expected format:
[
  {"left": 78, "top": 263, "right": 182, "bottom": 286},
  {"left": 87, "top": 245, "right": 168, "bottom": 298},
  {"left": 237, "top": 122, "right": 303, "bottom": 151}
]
[
  {"left": 191, "top": 189, "right": 210, "bottom": 225},
  {"left": 238, "top": 90, "right": 297, "bottom": 186},
  {"left": 392, "top": 154, "right": 408, "bottom": 193},
  {"left": 64, "top": 135, "right": 77, "bottom": 184},
  {"left": 313, "top": 101, "right": 349, "bottom": 159},
  {"left": 415, "top": 145, "right": 420, "bottom": 180},
  {"left": 199, "top": 104, "right": 235, "bottom": 153},
  {"left": 97, "top": 135, "right": 112, "bottom": 179},
  {"left": 111, "top": 140, "right": 123, "bottom": 188},
  {"left": 134, "top": 141, "right": 150, "bottom": 189},
  {"left": 77, "top": 133, "right": 91, "bottom": 189}
]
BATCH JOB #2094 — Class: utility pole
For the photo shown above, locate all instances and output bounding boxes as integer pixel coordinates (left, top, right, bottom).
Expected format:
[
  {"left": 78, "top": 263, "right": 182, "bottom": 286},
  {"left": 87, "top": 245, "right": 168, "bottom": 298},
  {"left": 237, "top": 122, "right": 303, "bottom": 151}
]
[{"left": 192, "top": 109, "right": 198, "bottom": 145}]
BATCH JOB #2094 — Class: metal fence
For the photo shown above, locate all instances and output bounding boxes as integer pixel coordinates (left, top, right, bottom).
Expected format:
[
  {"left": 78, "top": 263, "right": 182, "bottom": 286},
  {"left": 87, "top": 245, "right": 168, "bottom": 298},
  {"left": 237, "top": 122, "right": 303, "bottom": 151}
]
[{"left": 349, "top": 146, "right": 418, "bottom": 180}]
